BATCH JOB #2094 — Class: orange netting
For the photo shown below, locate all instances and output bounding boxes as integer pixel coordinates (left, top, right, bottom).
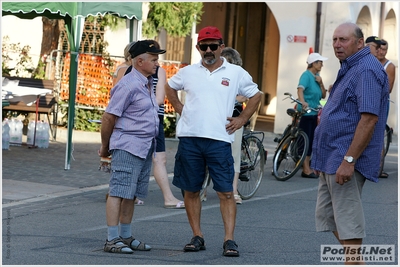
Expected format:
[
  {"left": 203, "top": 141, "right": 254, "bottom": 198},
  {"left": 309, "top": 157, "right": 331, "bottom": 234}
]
[
  {"left": 60, "top": 53, "right": 122, "bottom": 108},
  {"left": 160, "top": 61, "right": 188, "bottom": 114},
  {"left": 60, "top": 55, "right": 187, "bottom": 112}
]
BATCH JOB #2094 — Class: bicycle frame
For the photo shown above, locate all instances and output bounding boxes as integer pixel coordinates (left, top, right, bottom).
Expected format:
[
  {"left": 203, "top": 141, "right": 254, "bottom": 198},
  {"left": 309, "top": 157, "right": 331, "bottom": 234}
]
[
  {"left": 274, "top": 93, "right": 320, "bottom": 145},
  {"left": 272, "top": 92, "right": 321, "bottom": 181},
  {"left": 240, "top": 130, "right": 266, "bottom": 175}
]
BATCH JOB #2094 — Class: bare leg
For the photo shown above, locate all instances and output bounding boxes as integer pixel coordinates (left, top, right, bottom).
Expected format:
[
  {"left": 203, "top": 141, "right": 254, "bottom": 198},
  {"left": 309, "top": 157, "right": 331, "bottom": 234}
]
[
  {"left": 153, "top": 152, "right": 183, "bottom": 206},
  {"left": 333, "top": 231, "right": 365, "bottom": 265},
  {"left": 119, "top": 198, "right": 135, "bottom": 224},
  {"left": 184, "top": 190, "right": 203, "bottom": 237},
  {"left": 233, "top": 173, "right": 239, "bottom": 194},
  {"left": 232, "top": 172, "right": 242, "bottom": 204},
  {"left": 106, "top": 195, "right": 122, "bottom": 226},
  {"left": 216, "top": 191, "right": 236, "bottom": 241},
  {"left": 302, "top": 156, "right": 312, "bottom": 174}
]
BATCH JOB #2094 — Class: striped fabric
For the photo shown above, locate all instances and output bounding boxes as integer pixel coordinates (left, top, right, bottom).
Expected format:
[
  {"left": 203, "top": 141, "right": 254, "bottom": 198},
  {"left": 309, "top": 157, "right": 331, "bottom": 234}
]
[
  {"left": 152, "top": 67, "right": 165, "bottom": 116},
  {"left": 108, "top": 147, "right": 153, "bottom": 199}
]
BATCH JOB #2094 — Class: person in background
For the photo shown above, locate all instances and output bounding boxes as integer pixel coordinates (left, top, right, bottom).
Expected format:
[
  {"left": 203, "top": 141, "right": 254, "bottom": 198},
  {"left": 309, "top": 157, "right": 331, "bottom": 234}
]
[
  {"left": 221, "top": 47, "right": 248, "bottom": 205},
  {"left": 376, "top": 38, "right": 395, "bottom": 179},
  {"left": 100, "top": 40, "right": 166, "bottom": 254},
  {"left": 297, "top": 52, "right": 327, "bottom": 178},
  {"left": 312, "top": 22, "right": 389, "bottom": 265},
  {"left": 124, "top": 40, "right": 185, "bottom": 208},
  {"left": 377, "top": 39, "right": 395, "bottom": 94},
  {"left": 365, "top": 36, "right": 382, "bottom": 58},
  {"left": 112, "top": 41, "right": 136, "bottom": 86},
  {"left": 165, "top": 26, "right": 262, "bottom": 257}
]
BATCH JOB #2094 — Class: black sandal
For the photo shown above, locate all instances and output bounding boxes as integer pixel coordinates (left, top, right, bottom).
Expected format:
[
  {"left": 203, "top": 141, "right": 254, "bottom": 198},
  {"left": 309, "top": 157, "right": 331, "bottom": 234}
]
[
  {"left": 223, "top": 240, "right": 239, "bottom": 257},
  {"left": 379, "top": 172, "right": 389, "bottom": 178},
  {"left": 184, "top": 236, "right": 206, "bottom": 252}
]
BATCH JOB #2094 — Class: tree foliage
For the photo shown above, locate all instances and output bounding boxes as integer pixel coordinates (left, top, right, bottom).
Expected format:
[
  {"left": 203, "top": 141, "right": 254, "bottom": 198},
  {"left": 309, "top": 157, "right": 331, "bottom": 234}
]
[
  {"left": 86, "top": 14, "right": 125, "bottom": 30},
  {"left": 143, "top": 2, "right": 203, "bottom": 38}
]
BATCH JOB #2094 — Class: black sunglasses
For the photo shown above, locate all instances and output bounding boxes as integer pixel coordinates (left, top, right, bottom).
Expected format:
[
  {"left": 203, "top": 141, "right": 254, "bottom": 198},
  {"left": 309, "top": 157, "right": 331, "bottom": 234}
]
[{"left": 199, "top": 44, "right": 220, "bottom": 51}]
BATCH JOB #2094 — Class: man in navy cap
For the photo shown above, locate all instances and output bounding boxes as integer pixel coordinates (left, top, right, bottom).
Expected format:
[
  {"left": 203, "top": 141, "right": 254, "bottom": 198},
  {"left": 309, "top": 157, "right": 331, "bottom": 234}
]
[
  {"left": 365, "top": 35, "right": 384, "bottom": 57},
  {"left": 100, "top": 40, "right": 165, "bottom": 254}
]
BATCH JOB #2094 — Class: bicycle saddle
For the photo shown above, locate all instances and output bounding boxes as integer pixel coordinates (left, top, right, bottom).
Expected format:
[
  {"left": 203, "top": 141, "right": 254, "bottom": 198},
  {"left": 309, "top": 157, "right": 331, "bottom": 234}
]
[{"left": 286, "top": 108, "right": 297, "bottom": 117}]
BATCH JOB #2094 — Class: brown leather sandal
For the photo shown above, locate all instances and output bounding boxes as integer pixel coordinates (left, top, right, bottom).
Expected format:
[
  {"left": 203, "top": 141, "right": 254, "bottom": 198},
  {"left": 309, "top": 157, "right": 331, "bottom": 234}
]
[
  {"left": 103, "top": 237, "right": 133, "bottom": 254},
  {"left": 120, "top": 236, "right": 151, "bottom": 251}
]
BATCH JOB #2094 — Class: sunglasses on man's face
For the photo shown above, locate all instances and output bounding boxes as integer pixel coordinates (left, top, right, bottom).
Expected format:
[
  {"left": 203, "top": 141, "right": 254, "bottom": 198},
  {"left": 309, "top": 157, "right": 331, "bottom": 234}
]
[{"left": 198, "top": 44, "right": 220, "bottom": 51}]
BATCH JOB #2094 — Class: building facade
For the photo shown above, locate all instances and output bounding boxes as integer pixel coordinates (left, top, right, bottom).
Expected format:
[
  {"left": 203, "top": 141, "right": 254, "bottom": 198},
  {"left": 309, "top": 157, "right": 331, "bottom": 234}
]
[
  {"left": 2, "top": 2, "right": 398, "bottom": 134},
  {"left": 187, "top": 2, "right": 398, "bottom": 135}
]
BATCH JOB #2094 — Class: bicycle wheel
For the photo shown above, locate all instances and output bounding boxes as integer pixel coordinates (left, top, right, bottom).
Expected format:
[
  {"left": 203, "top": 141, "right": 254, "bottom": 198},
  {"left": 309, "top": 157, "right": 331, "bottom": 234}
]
[
  {"left": 383, "top": 124, "right": 392, "bottom": 157},
  {"left": 181, "top": 166, "right": 210, "bottom": 201},
  {"left": 237, "top": 136, "right": 265, "bottom": 199},
  {"left": 272, "top": 130, "right": 309, "bottom": 181}
]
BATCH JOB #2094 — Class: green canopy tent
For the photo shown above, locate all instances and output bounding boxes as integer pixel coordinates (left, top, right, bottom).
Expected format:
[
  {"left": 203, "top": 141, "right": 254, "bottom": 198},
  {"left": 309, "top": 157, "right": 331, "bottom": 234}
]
[{"left": 2, "top": 2, "right": 142, "bottom": 169}]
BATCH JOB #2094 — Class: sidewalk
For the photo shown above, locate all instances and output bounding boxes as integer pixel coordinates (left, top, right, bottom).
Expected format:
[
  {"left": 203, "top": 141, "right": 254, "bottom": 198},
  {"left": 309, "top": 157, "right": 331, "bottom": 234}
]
[
  {"left": 2, "top": 126, "right": 397, "bottom": 206},
  {"left": 2, "top": 128, "right": 177, "bottom": 206}
]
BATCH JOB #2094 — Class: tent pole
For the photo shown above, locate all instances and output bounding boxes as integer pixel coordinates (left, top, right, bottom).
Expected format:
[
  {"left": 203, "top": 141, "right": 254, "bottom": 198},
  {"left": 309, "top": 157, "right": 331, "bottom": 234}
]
[{"left": 64, "top": 17, "right": 83, "bottom": 170}]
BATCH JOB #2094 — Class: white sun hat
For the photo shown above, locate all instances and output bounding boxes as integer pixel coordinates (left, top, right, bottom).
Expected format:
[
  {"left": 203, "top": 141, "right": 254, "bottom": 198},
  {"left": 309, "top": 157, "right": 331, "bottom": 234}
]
[{"left": 307, "top": 53, "right": 328, "bottom": 64}]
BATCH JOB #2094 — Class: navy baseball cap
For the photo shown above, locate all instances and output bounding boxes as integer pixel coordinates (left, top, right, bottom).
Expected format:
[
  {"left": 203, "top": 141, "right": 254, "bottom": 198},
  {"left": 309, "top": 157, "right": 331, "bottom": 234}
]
[
  {"left": 129, "top": 40, "right": 166, "bottom": 58},
  {"left": 365, "top": 36, "right": 384, "bottom": 46}
]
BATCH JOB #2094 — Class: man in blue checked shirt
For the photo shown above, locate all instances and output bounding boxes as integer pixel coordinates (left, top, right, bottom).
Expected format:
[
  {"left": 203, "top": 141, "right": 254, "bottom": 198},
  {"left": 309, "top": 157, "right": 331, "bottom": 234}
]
[{"left": 311, "top": 22, "right": 389, "bottom": 264}]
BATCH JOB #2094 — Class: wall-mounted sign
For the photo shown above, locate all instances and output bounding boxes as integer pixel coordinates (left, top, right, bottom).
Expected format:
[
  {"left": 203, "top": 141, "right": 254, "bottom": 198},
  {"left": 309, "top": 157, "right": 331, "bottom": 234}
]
[{"left": 287, "top": 35, "right": 307, "bottom": 43}]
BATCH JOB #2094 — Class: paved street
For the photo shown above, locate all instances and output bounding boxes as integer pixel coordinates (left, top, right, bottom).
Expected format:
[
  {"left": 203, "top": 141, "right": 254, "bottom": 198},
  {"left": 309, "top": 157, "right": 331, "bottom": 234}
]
[{"left": 2, "top": 128, "right": 398, "bottom": 265}]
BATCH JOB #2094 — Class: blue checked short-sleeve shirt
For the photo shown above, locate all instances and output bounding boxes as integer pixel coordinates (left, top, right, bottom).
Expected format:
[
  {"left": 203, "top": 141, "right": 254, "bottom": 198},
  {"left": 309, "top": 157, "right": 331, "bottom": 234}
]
[{"left": 311, "top": 47, "right": 389, "bottom": 182}]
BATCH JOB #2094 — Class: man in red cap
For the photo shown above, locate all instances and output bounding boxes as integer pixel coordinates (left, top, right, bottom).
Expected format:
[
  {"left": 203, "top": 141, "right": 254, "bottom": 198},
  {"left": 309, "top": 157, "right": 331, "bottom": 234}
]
[{"left": 166, "top": 26, "right": 262, "bottom": 257}]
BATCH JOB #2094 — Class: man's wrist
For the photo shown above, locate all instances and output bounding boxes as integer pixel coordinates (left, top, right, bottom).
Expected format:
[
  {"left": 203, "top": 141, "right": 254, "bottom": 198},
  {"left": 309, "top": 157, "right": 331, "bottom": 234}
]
[{"left": 344, "top": 155, "right": 356, "bottom": 164}]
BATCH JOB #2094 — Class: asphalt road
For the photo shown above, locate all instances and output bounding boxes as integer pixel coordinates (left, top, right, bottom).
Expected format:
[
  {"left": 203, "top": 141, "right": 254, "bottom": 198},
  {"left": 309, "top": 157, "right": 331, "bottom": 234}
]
[{"left": 2, "top": 130, "right": 398, "bottom": 265}]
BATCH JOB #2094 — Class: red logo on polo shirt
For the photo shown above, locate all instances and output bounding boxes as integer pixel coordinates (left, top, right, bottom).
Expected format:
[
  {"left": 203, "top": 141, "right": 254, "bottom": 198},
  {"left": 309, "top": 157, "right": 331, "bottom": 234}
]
[{"left": 221, "top": 78, "right": 230, "bottom": 86}]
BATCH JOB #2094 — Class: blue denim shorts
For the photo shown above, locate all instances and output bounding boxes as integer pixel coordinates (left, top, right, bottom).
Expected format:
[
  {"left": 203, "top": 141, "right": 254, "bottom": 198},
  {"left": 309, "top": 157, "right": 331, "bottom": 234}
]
[
  {"left": 172, "top": 137, "right": 234, "bottom": 193},
  {"left": 108, "top": 147, "right": 153, "bottom": 200}
]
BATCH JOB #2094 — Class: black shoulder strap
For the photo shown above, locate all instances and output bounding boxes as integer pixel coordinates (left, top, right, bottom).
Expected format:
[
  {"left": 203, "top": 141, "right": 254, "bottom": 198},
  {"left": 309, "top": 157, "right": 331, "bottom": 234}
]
[
  {"left": 124, "top": 65, "right": 132, "bottom": 76},
  {"left": 152, "top": 66, "right": 159, "bottom": 79}
]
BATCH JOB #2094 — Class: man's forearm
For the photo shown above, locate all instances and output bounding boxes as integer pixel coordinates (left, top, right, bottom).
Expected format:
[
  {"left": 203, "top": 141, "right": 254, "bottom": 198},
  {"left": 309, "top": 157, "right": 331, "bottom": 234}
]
[
  {"left": 101, "top": 112, "right": 116, "bottom": 150},
  {"left": 239, "top": 91, "right": 262, "bottom": 121},
  {"left": 345, "top": 113, "right": 378, "bottom": 159},
  {"left": 165, "top": 84, "right": 183, "bottom": 115}
]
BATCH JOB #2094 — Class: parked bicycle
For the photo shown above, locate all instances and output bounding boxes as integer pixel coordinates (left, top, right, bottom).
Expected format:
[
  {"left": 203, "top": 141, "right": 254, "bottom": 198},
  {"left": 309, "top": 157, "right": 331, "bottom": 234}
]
[
  {"left": 383, "top": 124, "right": 393, "bottom": 157},
  {"left": 379, "top": 122, "right": 394, "bottom": 178},
  {"left": 272, "top": 92, "right": 321, "bottom": 181},
  {"left": 182, "top": 122, "right": 267, "bottom": 200}
]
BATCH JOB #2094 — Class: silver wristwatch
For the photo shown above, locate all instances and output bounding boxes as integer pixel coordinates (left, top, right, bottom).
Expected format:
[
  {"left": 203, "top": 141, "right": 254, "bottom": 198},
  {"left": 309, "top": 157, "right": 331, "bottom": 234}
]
[{"left": 344, "top": 156, "right": 355, "bottom": 163}]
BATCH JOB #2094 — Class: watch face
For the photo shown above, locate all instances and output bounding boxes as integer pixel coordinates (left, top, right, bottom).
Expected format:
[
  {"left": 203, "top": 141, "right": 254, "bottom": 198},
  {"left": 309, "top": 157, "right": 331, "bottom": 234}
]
[{"left": 345, "top": 156, "right": 354, "bottom": 163}]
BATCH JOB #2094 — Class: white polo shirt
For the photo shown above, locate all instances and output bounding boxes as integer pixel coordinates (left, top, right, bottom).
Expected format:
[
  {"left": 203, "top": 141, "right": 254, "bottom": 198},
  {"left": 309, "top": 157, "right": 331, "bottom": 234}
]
[{"left": 168, "top": 58, "right": 260, "bottom": 143}]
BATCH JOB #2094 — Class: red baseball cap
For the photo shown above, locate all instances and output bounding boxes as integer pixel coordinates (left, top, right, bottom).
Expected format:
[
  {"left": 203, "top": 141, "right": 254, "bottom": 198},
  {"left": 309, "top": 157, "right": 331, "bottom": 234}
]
[{"left": 197, "top": 26, "right": 223, "bottom": 43}]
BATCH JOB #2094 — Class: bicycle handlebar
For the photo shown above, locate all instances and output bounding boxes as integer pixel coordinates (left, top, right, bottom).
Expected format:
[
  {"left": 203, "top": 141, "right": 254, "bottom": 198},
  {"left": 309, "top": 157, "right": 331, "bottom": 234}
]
[{"left": 283, "top": 92, "right": 321, "bottom": 113}]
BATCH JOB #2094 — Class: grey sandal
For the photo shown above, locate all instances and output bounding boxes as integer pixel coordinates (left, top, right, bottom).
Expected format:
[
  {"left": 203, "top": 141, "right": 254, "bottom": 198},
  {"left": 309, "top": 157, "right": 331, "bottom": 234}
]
[
  {"left": 103, "top": 237, "right": 133, "bottom": 254},
  {"left": 120, "top": 236, "right": 152, "bottom": 251}
]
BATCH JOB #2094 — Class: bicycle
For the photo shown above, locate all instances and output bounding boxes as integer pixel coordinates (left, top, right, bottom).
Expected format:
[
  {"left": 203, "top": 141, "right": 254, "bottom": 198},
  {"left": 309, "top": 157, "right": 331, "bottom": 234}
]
[
  {"left": 272, "top": 92, "right": 321, "bottom": 181},
  {"left": 383, "top": 124, "right": 393, "bottom": 157},
  {"left": 182, "top": 122, "right": 267, "bottom": 200},
  {"left": 378, "top": 123, "right": 394, "bottom": 178}
]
